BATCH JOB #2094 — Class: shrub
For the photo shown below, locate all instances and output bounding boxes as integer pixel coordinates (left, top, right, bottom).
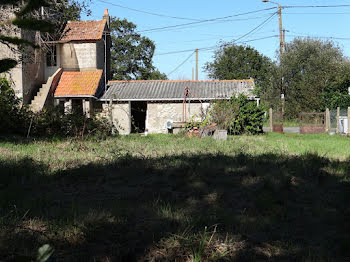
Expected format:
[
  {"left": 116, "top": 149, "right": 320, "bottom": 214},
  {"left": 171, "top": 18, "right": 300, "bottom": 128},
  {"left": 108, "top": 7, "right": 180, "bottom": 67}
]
[
  {"left": 29, "top": 106, "right": 113, "bottom": 139},
  {"left": 210, "top": 94, "right": 264, "bottom": 135},
  {"left": 0, "top": 78, "right": 30, "bottom": 135},
  {"left": 0, "top": 77, "right": 112, "bottom": 139}
]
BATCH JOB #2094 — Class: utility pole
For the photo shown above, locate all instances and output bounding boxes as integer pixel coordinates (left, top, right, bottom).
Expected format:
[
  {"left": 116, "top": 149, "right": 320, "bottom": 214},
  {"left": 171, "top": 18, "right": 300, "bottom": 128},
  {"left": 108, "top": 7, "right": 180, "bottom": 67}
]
[
  {"left": 263, "top": 0, "right": 285, "bottom": 126},
  {"left": 195, "top": 48, "right": 199, "bottom": 81},
  {"left": 278, "top": 5, "right": 284, "bottom": 57},
  {"left": 282, "top": 28, "right": 286, "bottom": 53}
]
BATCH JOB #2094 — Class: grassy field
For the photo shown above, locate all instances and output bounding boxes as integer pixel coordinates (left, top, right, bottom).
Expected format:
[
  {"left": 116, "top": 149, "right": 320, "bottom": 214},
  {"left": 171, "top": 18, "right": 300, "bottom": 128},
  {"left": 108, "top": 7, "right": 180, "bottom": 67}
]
[{"left": 1, "top": 133, "right": 350, "bottom": 261}]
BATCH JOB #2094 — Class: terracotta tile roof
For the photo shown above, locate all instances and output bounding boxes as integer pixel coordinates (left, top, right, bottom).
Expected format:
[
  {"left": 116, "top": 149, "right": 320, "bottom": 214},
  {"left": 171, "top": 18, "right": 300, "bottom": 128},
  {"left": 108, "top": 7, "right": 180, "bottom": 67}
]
[
  {"left": 54, "top": 70, "right": 103, "bottom": 97},
  {"left": 60, "top": 20, "right": 107, "bottom": 42}
]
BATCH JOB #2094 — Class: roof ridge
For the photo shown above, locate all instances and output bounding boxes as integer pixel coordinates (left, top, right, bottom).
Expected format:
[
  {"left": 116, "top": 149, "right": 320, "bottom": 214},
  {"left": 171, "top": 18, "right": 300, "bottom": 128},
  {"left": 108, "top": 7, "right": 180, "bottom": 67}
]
[
  {"left": 67, "top": 19, "right": 105, "bottom": 23},
  {"left": 108, "top": 79, "right": 254, "bottom": 84}
]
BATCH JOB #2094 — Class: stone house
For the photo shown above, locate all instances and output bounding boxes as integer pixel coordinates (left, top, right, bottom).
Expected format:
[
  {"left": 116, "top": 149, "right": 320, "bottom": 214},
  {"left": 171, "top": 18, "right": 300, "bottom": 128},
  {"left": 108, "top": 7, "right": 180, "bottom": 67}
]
[
  {"left": 99, "top": 79, "right": 257, "bottom": 134},
  {"left": 1, "top": 8, "right": 259, "bottom": 134},
  {"left": 0, "top": 8, "right": 112, "bottom": 114}
]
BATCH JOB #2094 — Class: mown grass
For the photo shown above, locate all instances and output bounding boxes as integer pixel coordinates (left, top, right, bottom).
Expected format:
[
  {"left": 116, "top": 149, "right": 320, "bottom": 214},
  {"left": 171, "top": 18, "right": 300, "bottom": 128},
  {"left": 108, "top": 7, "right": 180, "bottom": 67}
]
[{"left": 0, "top": 133, "right": 350, "bottom": 261}]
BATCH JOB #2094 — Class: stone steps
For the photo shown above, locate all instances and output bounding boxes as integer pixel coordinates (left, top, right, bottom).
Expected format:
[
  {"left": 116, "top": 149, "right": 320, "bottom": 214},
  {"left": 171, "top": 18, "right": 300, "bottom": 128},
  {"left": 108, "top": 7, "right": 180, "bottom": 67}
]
[{"left": 30, "top": 68, "right": 62, "bottom": 112}]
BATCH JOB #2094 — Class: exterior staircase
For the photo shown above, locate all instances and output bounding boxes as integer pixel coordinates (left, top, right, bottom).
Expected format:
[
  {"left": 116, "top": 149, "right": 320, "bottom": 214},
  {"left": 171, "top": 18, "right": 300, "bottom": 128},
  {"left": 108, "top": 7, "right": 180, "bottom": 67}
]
[{"left": 30, "top": 68, "right": 62, "bottom": 112}]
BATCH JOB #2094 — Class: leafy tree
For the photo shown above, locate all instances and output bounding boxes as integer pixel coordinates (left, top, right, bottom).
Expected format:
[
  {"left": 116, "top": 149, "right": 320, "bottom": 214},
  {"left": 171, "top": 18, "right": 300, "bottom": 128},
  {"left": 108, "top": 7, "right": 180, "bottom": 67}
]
[
  {"left": 205, "top": 44, "right": 275, "bottom": 93},
  {"left": 278, "top": 38, "right": 350, "bottom": 117},
  {"left": 0, "top": 0, "right": 51, "bottom": 72},
  {"left": 110, "top": 17, "right": 167, "bottom": 80},
  {"left": 0, "top": 0, "right": 87, "bottom": 73}
]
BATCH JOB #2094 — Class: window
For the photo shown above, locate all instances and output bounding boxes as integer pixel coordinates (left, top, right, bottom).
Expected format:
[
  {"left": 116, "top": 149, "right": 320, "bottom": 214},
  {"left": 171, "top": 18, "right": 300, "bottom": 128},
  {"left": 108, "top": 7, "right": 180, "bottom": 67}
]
[{"left": 46, "top": 45, "right": 57, "bottom": 67}]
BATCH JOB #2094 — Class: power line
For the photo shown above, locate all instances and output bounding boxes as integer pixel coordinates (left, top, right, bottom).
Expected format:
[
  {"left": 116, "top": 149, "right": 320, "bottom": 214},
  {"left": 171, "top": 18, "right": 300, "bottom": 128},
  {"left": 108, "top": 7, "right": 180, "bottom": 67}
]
[
  {"left": 157, "top": 30, "right": 276, "bottom": 46},
  {"left": 138, "top": 7, "right": 276, "bottom": 33},
  {"left": 167, "top": 51, "right": 195, "bottom": 76},
  {"left": 94, "top": 0, "right": 201, "bottom": 21},
  {"left": 156, "top": 34, "right": 278, "bottom": 56},
  {"left": 287, "top": 34, "right": 350, "bottom": 41},
  {"left": 285, "top": 12, "right": 350, "bottom": 15},
  {"left": 284, "top": 4, "right": 350, "bottom": 8},
  {"left": 155, "top": 13, "right": 277, "bottom": 56},
  {"left": 140, "top": 13, "right": 277, "bottom": 34}
]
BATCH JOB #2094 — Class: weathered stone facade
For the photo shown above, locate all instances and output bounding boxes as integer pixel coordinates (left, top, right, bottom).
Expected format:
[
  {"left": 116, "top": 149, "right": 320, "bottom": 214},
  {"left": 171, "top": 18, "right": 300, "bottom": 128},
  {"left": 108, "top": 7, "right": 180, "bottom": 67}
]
[
  {"left": 1, "top": 7, "right": 111, "bottom": 107},
  {"left": 105, "top": 101, "right": 210, "bottom": 135},
  {"left": 146, "top": 102, "right": 209, "bottom": 134},
  {"left": 102, "top": 102, "right": 131, "bottom": 135}
]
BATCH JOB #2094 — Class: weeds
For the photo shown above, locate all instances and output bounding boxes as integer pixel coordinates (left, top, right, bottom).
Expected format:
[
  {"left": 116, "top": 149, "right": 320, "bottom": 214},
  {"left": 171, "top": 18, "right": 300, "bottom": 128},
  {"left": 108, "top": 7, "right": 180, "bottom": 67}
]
[{"left": 0, "top": 134, "right": 349, "bottom": 261}]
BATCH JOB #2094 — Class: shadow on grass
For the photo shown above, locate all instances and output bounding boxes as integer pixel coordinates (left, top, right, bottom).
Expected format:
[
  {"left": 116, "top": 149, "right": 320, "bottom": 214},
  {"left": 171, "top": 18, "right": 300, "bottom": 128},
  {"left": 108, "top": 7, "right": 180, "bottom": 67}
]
[{"left": 0, "top": 152, "right": 350, "bottom": 261}]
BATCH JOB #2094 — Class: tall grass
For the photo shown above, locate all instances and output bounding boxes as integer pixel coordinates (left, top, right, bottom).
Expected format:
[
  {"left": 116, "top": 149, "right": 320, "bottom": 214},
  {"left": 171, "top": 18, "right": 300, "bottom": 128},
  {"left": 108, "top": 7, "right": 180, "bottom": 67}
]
[{"left": 0, "top": 134, "right": 349, "bottom": 261}]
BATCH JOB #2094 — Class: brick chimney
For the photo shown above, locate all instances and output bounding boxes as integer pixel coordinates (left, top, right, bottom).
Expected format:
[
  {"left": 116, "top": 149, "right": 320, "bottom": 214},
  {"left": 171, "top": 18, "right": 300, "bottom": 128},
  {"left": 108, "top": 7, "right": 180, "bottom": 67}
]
[{"left": 103, "top": 8, "right": 110, "bottom": 29}]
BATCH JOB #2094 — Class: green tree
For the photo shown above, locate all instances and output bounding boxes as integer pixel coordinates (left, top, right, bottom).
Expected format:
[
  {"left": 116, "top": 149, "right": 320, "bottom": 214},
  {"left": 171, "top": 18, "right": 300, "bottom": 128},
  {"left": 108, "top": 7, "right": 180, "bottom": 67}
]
[
  {"left": 110, "top": 17, "right": 167, "bottom": 80},
  {"left": 0, "top": 0, "right": 86, "bottom": 73},
  {"left": 205, "top": 44, "right": 275, "bottom": 93},
  {"left": 278, "top": 38, "right": 350, "bottom": 117}
]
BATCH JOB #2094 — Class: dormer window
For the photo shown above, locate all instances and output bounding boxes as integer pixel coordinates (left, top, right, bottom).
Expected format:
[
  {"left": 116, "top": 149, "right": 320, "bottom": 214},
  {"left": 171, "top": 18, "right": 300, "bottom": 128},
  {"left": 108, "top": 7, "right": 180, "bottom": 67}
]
[{"left": 46, "top": 45, "right": 57, "bottom": 67}]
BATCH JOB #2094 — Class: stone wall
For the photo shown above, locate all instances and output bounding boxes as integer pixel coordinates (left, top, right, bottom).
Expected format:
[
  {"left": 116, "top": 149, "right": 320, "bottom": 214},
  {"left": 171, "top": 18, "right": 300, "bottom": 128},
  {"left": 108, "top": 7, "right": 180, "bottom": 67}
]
[
  {"left": 0, "top": 8, "right": 45, "bottom": 103},
  {"left": 102, "top": 102, "right": 131, "bottom": 135},
  {"left": 60, "top": 42, "right": 97, "bottom": 70},
  {"left": 146, "top": 102, "right": 209, "bottom": 134}
]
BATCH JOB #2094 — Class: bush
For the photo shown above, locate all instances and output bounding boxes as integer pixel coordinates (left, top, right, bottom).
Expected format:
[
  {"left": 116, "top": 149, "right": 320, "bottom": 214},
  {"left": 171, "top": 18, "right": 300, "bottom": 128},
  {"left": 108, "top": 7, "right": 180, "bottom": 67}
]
[
  {"left": 29, "top": 106, "right": 112, "bottom": 139},
  {"left": 0, "top": 77, "right": 112, "bottom": 139},
  {"left": 0, "top": 78, "right": 31, "bottom": 135},
  {"left": 210, "top": 94, "right": 264, "bottom": 135}
]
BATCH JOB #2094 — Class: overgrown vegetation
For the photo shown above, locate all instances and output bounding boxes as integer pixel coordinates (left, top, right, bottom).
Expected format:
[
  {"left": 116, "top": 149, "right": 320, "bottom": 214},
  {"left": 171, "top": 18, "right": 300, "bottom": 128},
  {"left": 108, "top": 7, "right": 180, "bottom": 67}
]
[
  {"left": 210, "top": 95, "right": 265, "bottom": 135},
  {"left": 0, "top": 78, "right": 30, "bottom": 134},
  {"left": 206, "top": 40, "right": 350, "bottom": 119},
  {"left": 0, "top": 134, "right": 349, "bottom": 261},
  {"left": 0, "top": 77, "right": 112, "bottom": 138},
  {"left": 184, "top": 95, "right": 264, "bottom": 135}
]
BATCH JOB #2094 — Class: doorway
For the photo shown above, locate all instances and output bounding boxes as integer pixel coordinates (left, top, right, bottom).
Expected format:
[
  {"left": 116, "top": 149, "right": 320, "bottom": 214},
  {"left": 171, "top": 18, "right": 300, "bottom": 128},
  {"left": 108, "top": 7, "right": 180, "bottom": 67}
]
[{"left": 131, "top": 101, "right": 147, "bottom": 133}]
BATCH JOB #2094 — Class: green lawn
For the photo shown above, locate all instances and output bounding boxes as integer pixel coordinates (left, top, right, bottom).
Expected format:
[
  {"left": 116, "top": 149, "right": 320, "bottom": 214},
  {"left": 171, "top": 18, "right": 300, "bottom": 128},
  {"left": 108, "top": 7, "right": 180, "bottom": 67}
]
[{"left": 1, "top": 133, "right": 350, "bottom": 261}]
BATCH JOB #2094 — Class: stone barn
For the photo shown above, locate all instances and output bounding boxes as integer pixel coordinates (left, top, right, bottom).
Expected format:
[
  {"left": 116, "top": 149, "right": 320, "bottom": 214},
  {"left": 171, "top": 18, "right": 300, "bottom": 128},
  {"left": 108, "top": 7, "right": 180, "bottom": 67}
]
[{"left": 99, "top": 79, "right": 257, "bottom": 134}]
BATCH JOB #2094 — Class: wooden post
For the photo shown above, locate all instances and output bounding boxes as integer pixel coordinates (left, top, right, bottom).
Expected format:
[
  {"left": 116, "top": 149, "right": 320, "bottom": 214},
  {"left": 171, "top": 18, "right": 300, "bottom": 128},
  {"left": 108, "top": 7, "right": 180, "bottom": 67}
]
[
  {"left": 269, "top": 108, "right": 273, "bottom": 132},
  {"left": 325, "top": 108, "right": 330, "bottom": 133},
  {"left": 336, "top": 107, "right": 340, "bottom": 134},
  {"left": 348, "top": 107, "right": 350, "bottom": 137},
  {"left": 109, "top": 99, "right": 115, "bottom": 134}
]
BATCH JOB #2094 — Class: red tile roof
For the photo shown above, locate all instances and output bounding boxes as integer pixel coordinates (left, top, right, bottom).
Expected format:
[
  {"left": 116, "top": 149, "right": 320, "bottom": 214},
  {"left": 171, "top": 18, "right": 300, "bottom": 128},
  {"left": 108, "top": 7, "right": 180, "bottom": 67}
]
[
  {"left": 54, "top": 70, "right": 103, "bottom": 97},
  {"left": 60, "top": 20, "right": 107, "bottom": 42}
]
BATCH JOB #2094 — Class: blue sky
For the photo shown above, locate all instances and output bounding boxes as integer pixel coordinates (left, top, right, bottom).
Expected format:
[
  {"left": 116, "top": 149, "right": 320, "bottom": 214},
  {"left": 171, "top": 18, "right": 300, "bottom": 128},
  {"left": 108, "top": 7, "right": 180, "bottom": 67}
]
[{"left": 83, "top": 0, "right": 350, "bottom": 80}]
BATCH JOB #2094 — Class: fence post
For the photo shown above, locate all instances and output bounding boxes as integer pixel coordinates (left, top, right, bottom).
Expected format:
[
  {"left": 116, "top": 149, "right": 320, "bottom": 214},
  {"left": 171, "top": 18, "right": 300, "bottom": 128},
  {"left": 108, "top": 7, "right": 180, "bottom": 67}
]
[
  {"left": 348, "top": 107, "right": 350, "bottom": 137},
  {"left": 336, "top": 107, "right": 340, "bottom": 134},
  {"left": 269, "top": 108, "right": 273, "bottom": 132},
  {"left": 325, "top": 108, "right": 330, "bottom": 133}
]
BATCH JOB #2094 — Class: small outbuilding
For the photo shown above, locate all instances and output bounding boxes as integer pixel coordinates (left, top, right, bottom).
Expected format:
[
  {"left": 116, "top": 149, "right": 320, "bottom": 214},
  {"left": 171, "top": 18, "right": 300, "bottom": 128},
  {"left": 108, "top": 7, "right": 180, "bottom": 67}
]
[{"left": 99, "top": 79, "right": 257, "bottom": 134}]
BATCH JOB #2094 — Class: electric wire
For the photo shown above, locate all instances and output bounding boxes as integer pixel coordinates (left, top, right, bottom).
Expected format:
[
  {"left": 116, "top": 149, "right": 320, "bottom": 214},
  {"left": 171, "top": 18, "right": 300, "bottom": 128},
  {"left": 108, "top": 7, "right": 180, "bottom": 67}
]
[
  {"left": 138, "top": 7, "right": 276, "bottom": 33},
  {"left": 155, "top": 12, "right": 277, "bottom": 56},
  {"left": 167, "top": 51, "right": 195, "bottom": 76},
  {"left": 284, "top": 4, "right": 350, "bottom": 8},
  {"left": 285, "top": 12, "right": 350, "bottom": 15},
  {"left": 287, "top": 34, "right": 350, "bottom": 41},
  {"left": 95, "top": 0, "right": 202, "bottom": 21},
  {"left": 140, "top": 13, "right": 277, "bottom": 34}
]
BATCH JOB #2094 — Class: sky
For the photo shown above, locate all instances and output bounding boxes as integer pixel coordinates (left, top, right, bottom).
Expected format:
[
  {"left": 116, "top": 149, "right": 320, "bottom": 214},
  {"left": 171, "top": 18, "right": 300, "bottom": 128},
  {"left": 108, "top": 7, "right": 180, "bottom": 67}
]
[{"left": 82, "top": 0, "right": 350, "bottom": 80}]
